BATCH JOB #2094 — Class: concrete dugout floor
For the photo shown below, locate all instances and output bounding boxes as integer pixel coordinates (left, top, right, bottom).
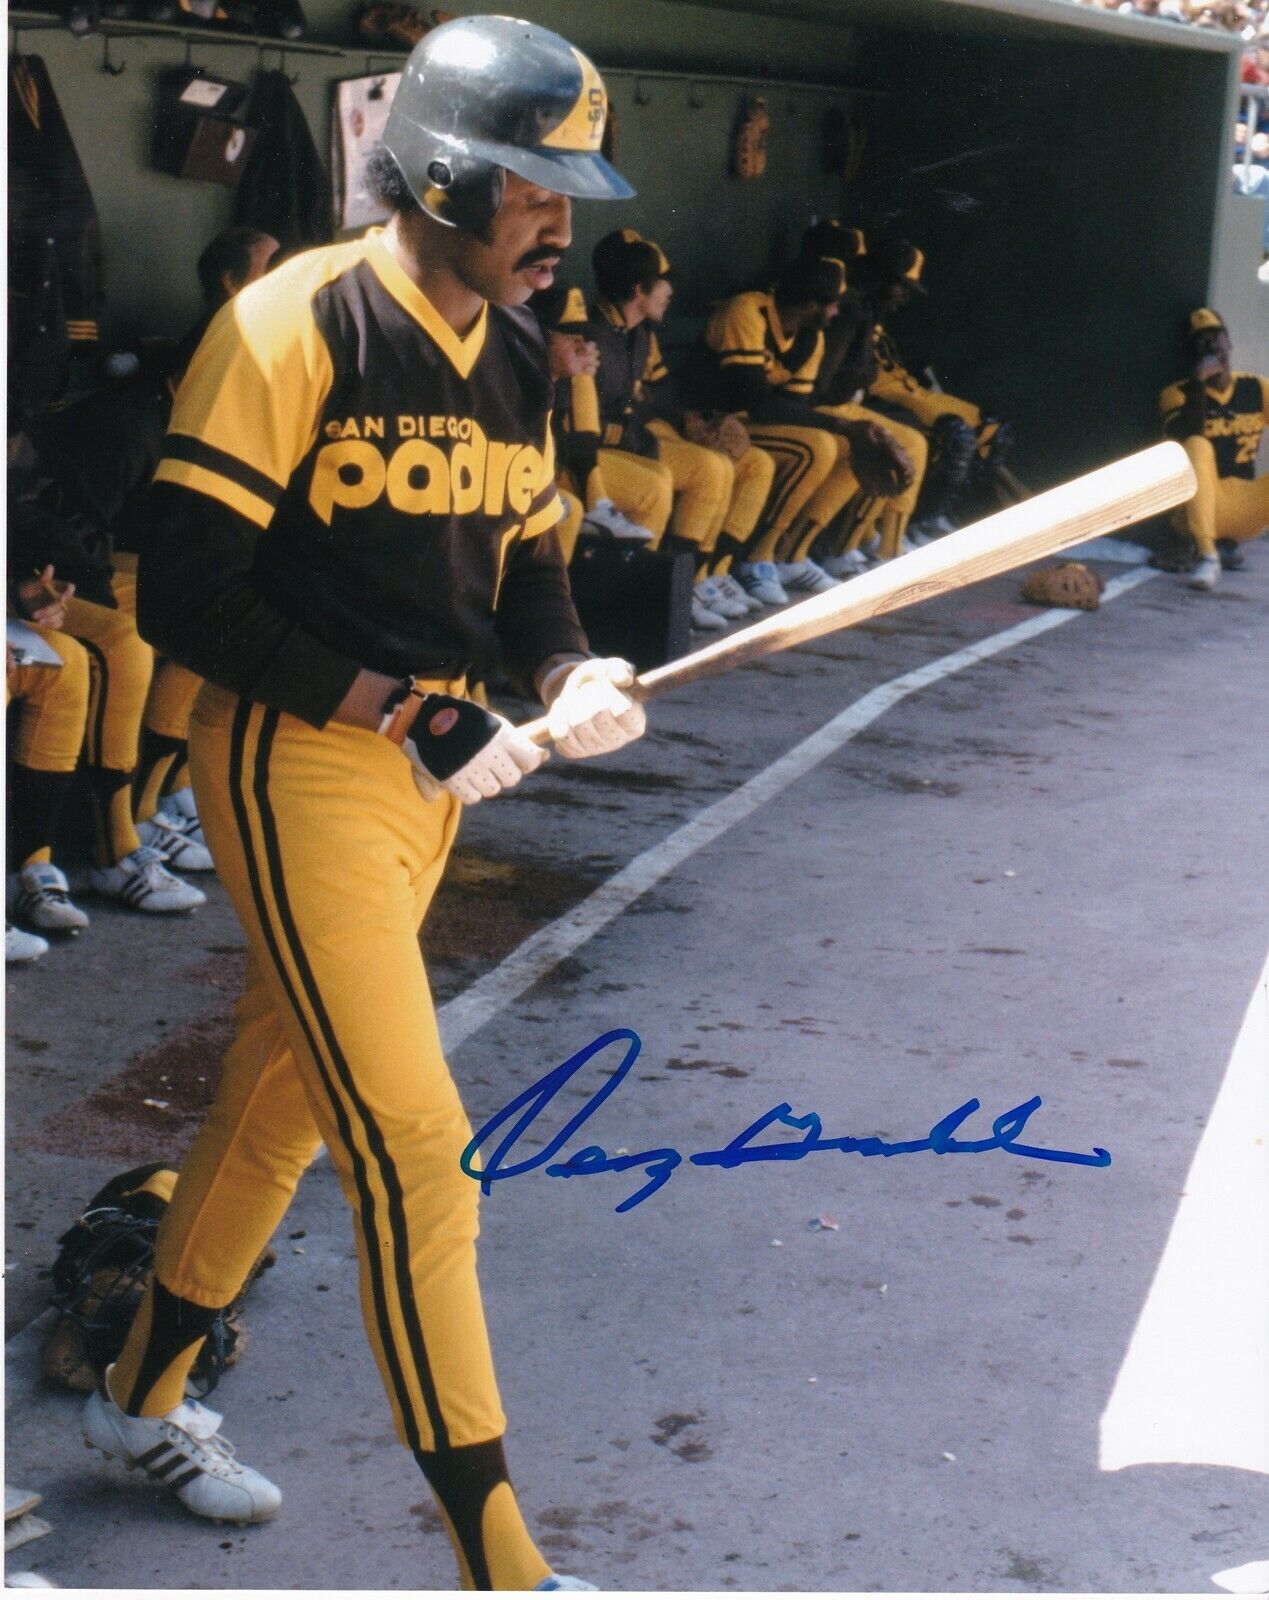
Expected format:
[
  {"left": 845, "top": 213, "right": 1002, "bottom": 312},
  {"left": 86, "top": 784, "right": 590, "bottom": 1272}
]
[{"left": 6, "top": 545, "right": 1268, "bottom": 1591}]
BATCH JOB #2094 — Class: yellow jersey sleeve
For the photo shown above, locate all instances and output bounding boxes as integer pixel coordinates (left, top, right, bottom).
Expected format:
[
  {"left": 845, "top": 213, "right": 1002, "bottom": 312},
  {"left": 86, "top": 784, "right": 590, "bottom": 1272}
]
[
  {"left": 569, "top": 371, "right": 602, "bottom": 438},
  {"left": 706, "top": 294, "right": 769, "bottom": 370},
  {"left": 155, "top": 282, "right": 335, "bottom": 529}
]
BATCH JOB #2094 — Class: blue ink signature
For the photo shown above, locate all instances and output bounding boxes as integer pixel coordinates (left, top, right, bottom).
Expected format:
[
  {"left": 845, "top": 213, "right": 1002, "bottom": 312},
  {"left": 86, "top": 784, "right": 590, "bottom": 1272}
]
[{"left": 460, "top": 1028, "right": 1112, "bottom": 1213}]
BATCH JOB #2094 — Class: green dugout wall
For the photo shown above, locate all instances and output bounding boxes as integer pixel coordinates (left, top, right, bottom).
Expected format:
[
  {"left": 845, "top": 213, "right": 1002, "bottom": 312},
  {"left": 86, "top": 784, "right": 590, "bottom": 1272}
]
[{"left": 9, "top": 0, "right": 1244, "bottom": 484}]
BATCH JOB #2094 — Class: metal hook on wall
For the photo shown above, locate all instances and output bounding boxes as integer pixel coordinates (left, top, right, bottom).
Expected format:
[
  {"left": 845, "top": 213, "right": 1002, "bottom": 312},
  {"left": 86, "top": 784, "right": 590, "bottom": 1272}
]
[
  {"left": 688, "top": 80, "right": 705, "bottom": 110},
  {"left": 633, "top": 77, "right": 651, "bottom": 107},
  {"left": 278, "top": 49, "right": 299, "bottom": 86},
  {"left": 100, "top": 35, "right": 127, "bottom": 75}
]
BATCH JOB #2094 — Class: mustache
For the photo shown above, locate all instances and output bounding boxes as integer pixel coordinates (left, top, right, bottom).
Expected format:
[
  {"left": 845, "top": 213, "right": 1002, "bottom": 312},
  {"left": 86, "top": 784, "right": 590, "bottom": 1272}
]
[{"left": 515, "top": 244, "right": 564, "bottom": 270}]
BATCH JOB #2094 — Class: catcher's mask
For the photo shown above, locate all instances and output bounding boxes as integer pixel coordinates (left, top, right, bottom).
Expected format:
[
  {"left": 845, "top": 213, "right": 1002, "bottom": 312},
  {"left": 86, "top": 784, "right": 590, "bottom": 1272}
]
[{"left": 382, "top": 14, "right": 634, "bottom": 235}]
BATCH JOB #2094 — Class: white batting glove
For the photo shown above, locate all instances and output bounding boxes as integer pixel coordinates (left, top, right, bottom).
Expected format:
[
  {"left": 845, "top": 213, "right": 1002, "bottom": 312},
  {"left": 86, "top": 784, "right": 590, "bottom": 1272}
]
[
  {"left": 539, "top": 656, "right": 647, "bottom": 760},
  {"left": 402, "top": 694, "right": 546, "bottom": 805}
]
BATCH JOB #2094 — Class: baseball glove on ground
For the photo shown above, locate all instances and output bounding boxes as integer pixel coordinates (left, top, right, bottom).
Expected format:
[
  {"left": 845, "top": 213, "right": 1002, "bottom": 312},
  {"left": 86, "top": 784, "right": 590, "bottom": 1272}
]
[
  {"left": 41, "top": 1162, "right": 275, "bottom": 1397},
  {"left": 1020, "top": 561, "right": 1104, "bottom": 611}
]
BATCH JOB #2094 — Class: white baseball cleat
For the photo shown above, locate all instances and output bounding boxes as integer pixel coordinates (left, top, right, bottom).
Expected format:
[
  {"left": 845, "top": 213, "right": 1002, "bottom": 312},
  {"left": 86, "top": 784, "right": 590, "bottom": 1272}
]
[
  {"left": 775, "top": 559, "right": 839, "bottom": 596},
  {"left": 733, "top": 561, "right": 789, "bottom": 606},
  {"left": 83, "top": 1376, "right": 281, "bottom": 1524},
  {"left": 5, "top": 923, "right": 50, "bottom": 964},
  {"left": 7, "top": 862, "right": 90, "bottom": 934},
  {"left": 819, "top": 550, "right": 869, "bottom": 578},
  {"left": 713, "top": 573, "right": 762, "bottom": 614},
  {"left": 534, "top": 1577, "right": 598, "bottom": 1591},
  {"left": 694, "top": 576, "right": 749, "bottom": 620},
  {"left": 165, "top": 787, "right": 208, "bottom": 848},
  {"left": 87, "top": 847, "right": 207, "bottom": 914},
  {"left": 1187, "top": 555, "right": 1220, "bottom": 591},
  {"left": 690, "top": 594, "right": 729, "bottom": 632},
  {"left": 580, "top": 498, "right": 656, "bottom": 543},
  {"left": 137, "top": 810, "right": 215, "bottom": 873}
]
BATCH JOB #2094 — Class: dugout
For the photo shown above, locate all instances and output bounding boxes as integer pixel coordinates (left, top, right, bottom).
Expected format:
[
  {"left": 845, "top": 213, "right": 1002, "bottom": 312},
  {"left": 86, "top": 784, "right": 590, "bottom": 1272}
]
[{"left": 9, "top": 0, "right": 1254, "bottom": 486}]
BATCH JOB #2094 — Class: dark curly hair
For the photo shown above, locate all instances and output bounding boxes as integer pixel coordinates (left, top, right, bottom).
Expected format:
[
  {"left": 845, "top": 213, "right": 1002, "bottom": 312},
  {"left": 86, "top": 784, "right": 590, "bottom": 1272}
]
[{"left": 363, "top": 142, "right": 420, "bottom": 216}]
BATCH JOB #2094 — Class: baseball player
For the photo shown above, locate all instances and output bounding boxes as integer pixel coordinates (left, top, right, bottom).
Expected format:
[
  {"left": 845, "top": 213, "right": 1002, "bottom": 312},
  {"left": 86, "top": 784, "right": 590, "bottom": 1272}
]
[
  {"left": 688, "top": 256, "right": 911, "bottom": 604},
  {"left": 854, "top": 238, "right": 1013, "bottom": 534},
  {"left": 590, "top": 230, "right": 775, "bottom": 621},
  {"left": 1159, "top": 308, "right": 1269, "bottom": 591},
  {"left": 799, "top": 220, "right": 929, "bottom": 574},
  {"left": 548, "top": 232, "right": 751, "bottom": 629},
  {"left": 80, "top": 18, "right": 644, "bottom": 1592}
]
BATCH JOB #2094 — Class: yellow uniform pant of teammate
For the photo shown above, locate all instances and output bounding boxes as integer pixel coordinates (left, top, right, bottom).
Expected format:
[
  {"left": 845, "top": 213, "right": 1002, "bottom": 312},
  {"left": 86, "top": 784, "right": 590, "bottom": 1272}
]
[
  {"left": 741, "top": 423, "right": 840, "bottom": 561},
  {"left": 646, "top": 420, "right": 776, "bottom": 566},
  {"left": 113, "top": 555, "right": 204, "bottom": 819},
  {"left": 594, "top": 448, "right": 674, "bottom": 538},
  {"left": 62, "top": 594, "right": 153, "bottom": 865},
  {"left": 867, "top": 374, "right": 982, "bottom": 436},
  {"left": 155, "top": 683, "right": 505, "bottom": 1458},
  {"left": 816, "top": 402, "right": 931, "bottom": 562},
  {"left": 644, "top": 420, "right": 734, "bottom": 555},
  {"left": 7, "top": 628, "right": 90, "bottom": 776},
  {"left": 1172, "top": 436, "right": 1269, "bottom": 560}
]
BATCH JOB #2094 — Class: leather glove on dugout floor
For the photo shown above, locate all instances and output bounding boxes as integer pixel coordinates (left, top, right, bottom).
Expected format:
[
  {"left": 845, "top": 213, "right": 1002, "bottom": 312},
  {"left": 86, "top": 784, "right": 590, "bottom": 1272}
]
[
  {"left": 540, "top": 657, "right": 647, "bottom": 759},
  {"left": 404, "top": 695, "right": 546, "bottom": 805}
]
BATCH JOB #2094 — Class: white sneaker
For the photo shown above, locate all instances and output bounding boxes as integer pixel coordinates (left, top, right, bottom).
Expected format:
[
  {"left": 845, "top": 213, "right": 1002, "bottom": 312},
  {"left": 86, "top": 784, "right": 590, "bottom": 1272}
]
[
  {"left": 87, "top": 846, "right": 207, "bottom": 913},
  {"left": 820, "top": 550, "right": 869, "bottom": 578},
  {"left": 580, "top": 498, "right": 656, "bottom": 543},
  {"left": 83, "top": 1375, "right": 281, "bottom": 1524},
  {"left": 713, "top": 573, "right": 762, "bottom": 614},
  {"left": 165, "top": 787, "right": 208, "bottom": 849},
  {"left": 1188, "top": 555, "right": 1220, "bottom": 591},
  {"left": 733, "top": 561, "right": 789, "bottom": 606},
  {"left": 690, "top": 594, "right": 729, "bottom": 632},
  {"left": 694, "top": 576, "right": 749, "bottom": 620},
  {"left": 137, "top": 810, "right": 215, "bottom": 873},
  {"left": 6, "top": 923, "right": 49, "bottom": 964},
  {"left": 7, "top": 862, "right": 90, "bottom": 934},
  {"left": 775, "top": 559, "right": 839, "bottom": 596},
  {"left": 534, "top": 1579, "right": 598, "bottom": 1592}
]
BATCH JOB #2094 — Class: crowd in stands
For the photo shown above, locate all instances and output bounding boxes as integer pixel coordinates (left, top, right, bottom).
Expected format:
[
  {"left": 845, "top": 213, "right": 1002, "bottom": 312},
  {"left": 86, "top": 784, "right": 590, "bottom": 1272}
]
[{"left": 1072, "top": 0, "right": 1269, "bottom": 37}]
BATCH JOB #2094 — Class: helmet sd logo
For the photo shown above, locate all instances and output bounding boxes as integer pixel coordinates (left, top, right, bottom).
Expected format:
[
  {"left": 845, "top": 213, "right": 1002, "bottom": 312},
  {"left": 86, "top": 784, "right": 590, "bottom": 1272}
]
[{"left": 429, "top": 707, "right": 460, "bottom": 737}]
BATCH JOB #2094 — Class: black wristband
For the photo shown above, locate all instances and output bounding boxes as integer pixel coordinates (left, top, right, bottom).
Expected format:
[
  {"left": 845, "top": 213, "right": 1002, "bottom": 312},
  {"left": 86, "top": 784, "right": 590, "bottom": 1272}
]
[{"left": 409, "top": 694, "right": 502, "bottom": 781}]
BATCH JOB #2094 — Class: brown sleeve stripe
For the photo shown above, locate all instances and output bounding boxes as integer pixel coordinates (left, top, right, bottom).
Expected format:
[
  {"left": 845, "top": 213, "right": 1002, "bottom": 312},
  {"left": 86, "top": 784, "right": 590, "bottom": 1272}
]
[{"left": 162, "top": 434, "right": 284, "bottom": 508}]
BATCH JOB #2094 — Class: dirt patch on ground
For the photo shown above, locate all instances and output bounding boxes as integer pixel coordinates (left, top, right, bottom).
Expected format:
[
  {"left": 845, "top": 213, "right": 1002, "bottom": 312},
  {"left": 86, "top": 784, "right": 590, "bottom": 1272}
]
[{"left": 22, "top": 847, "right": 596, "bottom": 1161}]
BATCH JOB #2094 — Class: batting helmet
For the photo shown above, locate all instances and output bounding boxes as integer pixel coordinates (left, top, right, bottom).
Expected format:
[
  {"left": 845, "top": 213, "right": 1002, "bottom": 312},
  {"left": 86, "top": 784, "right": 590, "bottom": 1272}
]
[{"left": 382, "top": 14, "right": 634, "bottom": 234}]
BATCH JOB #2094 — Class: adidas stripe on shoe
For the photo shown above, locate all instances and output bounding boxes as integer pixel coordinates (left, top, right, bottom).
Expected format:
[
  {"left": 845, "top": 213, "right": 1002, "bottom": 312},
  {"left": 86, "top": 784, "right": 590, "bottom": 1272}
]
[{"left": 83, "top": 1376, "right": 281, "bottom": 1524}]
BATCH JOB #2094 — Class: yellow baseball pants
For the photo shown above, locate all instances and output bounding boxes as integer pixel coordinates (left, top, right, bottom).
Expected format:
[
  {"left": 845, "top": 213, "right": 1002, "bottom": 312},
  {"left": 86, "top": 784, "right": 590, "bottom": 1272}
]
[
  {"left": 742, "top": 423, "right": 840, "bottom": 560},
  {"left": 867, "top": 375, "right": 982, "bottom": 435},
  {"left": 1172, "top": 437, "right": 1269, "bottom": 559},
  {"left": 156, "top": 684, "right": 504, "bottom": 1454},
  {"left": 7, "top": 627, "right": 90, "bottom": 775}
]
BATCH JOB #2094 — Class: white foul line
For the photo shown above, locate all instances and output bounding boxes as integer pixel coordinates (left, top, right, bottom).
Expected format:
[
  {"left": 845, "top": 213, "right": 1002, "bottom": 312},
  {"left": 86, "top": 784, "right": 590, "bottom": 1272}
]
[
  {"left": 438, "top": 564, "right": 1160, "bottom": 1053},
  {"left": 1100, "top": 941, "right": 1269, "bottom": 1475}
]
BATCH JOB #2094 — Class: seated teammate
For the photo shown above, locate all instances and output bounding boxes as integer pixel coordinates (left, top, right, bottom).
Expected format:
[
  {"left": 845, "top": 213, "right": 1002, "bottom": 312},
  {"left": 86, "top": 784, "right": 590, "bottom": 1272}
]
[
  {"left": 6, "top": 563, "right": 92, "bottom": 940},
  {"left": 592, "top": 230, "right": 776, "bottom": 620},
  {"left": 533, "top": 283, "right": 658, "bottom": 554},
  {"left": 551, "top": 233, "right": 744, "bottom": 630},
  {"left": 686, "top": 256, "right": 911, "bottom": 604},
  {"left": 7, "top": 433, "right": 207, "bottom": 914},
  {"left": 800, "top": 219, "right": 929, "bottom": 573},
  {"left": 1159, "top": 308, "right": 1269, "bottom": 591},
  {"left": 854, "top": 238, "right": 1015, "bottom": 536}
]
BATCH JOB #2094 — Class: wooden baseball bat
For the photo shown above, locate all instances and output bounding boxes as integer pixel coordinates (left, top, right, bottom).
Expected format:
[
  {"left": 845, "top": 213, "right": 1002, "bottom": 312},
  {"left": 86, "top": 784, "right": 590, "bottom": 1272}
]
[{"left": 520, "top": 440, "right": 1195, "bottom": 741}]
